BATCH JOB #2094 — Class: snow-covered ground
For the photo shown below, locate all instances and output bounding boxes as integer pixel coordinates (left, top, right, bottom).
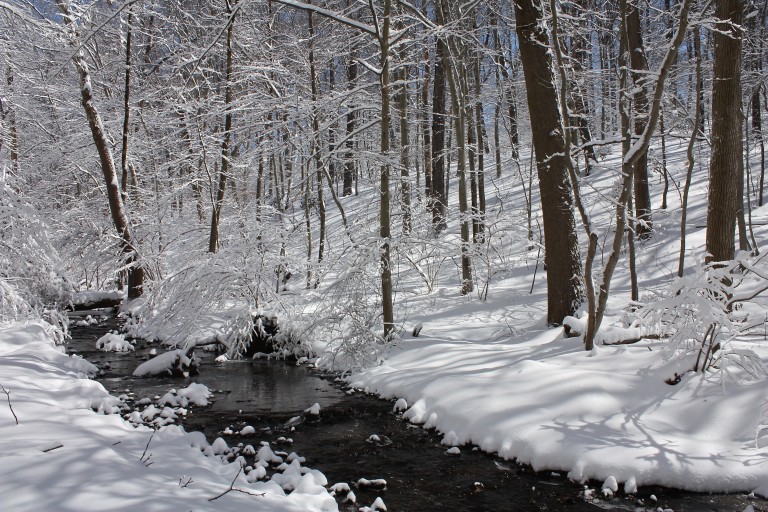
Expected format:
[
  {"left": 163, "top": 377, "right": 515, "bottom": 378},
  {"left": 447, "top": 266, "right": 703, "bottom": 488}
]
[
  {"left": 0, "top": 322, "right": 339, "bottom": 512},
  {"left": 349, "top": 316, "right": 768, "bottom": 494},
  {"left": 345, "top": 140, "right": 768, "bottom": 497},
  {"left": 3, "top": 136, "right": 768, "bottom": 510}
]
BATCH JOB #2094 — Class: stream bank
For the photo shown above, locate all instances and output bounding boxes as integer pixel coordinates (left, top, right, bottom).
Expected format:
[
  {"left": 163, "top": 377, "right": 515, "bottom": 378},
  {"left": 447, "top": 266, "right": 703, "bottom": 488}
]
[{"left": 67, "top": 315, "right": 765, "bottom": 512}]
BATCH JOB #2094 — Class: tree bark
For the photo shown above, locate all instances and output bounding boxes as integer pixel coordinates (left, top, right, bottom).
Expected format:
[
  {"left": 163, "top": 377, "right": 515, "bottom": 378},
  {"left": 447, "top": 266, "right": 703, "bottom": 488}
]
[
  {"left": 379, "top": 0, "right": 395, "bottom": 336},
  {"left": 430, "top": 34, "right": 448, "bottom": 233},
  {"left": 515, "top": 0, "right": 583, "bottom": 325},
  {"left": 627, "top": 1, "right": 653, "bottom": 238},
  {"left": 706, "top": 0, "right": 744, "bottom": 263}
]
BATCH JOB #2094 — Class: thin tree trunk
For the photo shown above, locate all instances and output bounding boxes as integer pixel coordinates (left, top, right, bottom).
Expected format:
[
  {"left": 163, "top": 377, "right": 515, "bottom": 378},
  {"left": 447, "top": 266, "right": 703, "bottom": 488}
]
[
  {"left": 55, "top": 0, "right": 144, "bottom": 298},
  {"left": 422, "top": 48, "right": 433, "bottom": 201},
  {"left": 660, "top": 111, "right": 669, "bottom": 209},
  {"left": 209, "top": 0, "right": 236, "bottom": 254},
  {"left": 397, "top": 37, "right": 412, "bottom": 236},
  {"left": 440, "top": 0, "right": 473, "bottom": 295},
  {"left": 3, "top": 66, "right": 19, "bottom": 175},
  {"left": 473, "top": 39, "right": 486, "bottom": 241},
  {"left": 120, "top": 11, "right": 133, "bottom": 203},
  {"left": 678, "top": 26, "right": 703, "bottom": 276},
  {"left": 308, "top": 12, "right": 326, "bottom": 271}
]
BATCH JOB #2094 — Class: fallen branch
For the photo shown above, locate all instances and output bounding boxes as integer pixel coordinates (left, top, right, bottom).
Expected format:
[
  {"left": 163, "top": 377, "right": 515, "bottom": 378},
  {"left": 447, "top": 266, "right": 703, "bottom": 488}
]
[
  {"left": 1, "top": 384, "right": 18, "bottom": 425},
  {"left": 602, "top": 333, "right": 664, "bottom": 346},
  {"left": 208, "top": 467, "right": 265, "bottom": 501}
]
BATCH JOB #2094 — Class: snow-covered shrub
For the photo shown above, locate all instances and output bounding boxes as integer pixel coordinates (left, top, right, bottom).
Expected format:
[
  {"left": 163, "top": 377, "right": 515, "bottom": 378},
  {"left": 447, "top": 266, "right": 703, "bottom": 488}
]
[
  {"left": 635, "top": 251, "right": 768, "bottom": 380},
  {"left": 129, "top": 206, "right": 303, "bottom": 350},
  {"left": 0, "top": 173, "right": 72, "bottom": 330},
  {"left": 313, "top": 246, "right": 400, "bottom": 373}
]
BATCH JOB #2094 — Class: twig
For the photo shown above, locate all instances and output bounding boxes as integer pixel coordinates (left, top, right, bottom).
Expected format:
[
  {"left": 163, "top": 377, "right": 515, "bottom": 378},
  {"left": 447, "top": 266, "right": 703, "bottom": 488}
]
[
  {"left": 208, "top": 467, "right": 265, "bottom": 501},
  {"left": 42, "top": 444, "right": 64, "bottom": 453},
  {"left": 140, "top": 432, "right": 154, "bottom": 465},
  {"left": 1, "top": 384, "right": 18, "bottom": 425}
]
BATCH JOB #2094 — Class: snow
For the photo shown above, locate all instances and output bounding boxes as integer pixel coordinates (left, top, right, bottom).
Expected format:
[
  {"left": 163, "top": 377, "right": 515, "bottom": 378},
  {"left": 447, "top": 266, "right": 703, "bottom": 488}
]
[
  {"left": 95, "top": 332, "right": 134, "bottom": 352},
  {"left": 132, "top": 348, "right": 197, "bottom": 377},
  {"left": 0, "top": 322, "right": 337, "bottom": 511},
  {"left": 348, "top": 321, "right": 768, "bottom": 492}
]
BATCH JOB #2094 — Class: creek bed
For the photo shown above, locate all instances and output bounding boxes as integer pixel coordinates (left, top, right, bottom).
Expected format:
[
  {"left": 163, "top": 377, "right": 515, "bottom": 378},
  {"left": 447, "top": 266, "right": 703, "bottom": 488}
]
[{"left": 67, "top": 316, "right": 766, "bottom": 512}]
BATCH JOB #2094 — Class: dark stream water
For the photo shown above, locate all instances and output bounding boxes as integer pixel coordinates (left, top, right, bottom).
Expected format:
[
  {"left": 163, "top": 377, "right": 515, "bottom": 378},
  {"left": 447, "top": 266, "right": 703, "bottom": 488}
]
[{"left": 67, "top": 314, "right": 766, "bottom": 512}]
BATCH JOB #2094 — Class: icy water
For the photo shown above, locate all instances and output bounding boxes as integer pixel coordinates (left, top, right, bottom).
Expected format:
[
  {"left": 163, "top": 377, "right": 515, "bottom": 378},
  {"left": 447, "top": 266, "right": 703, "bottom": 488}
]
[{"left": 67, "top": 315, "right": 766, "bottom": 512}]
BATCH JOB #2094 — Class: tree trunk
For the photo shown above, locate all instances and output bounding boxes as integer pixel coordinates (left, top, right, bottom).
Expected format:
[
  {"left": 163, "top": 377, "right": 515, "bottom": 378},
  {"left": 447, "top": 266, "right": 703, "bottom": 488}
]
[
  {"left": 120, "top": 11, "right": 133, "bottom": 203},
  {"left": 430, "top": 35, "right": 448, "bottom": 233},
  {"left": 627, "top": 1, "right": 653, "bottom": 239},
  {"left": 208, "top": 0, "right": 236, "bottom": 254},
  {"left": 308, "top": 12, "right": 326, "bottom": 271},
  {"left": 397, "top": 37, "right": 412, "bottom": 236},
  {"left": 3, "top": 66, "right": 19, "bottom": 175},
  {"left": 343, "top": 52, "right": 357, "bottom": 196},
  {"left": 379, "top": 0, "right": 395, "bottom": 337},
  {"left": 678, "top": 26, "right": 703, "bottom": 276},
  {"left": 515, "top": 0, "right": 583, "bottom": 325},
  {"left": 706, "top": 0, "right": 744, "bottom": 263},
  {"left": 56, "top": 0, "right": 143, "bottom": 299},
  {"left": 422, "top": 48, "right": 433, "bottom": 201},
  {"left": 492, "top": 22, "right": 520, "bottom": 161}
]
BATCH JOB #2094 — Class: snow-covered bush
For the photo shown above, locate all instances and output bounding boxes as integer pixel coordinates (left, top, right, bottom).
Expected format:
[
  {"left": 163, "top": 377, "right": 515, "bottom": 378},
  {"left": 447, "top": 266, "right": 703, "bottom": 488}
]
[
  {"left": 0, "top": 173, "right": 72, "bottom": 330},
  {"left": 635, "top": 251, "right": 768, "bottom": 380},
  {"left": 313, "top": 246, "right": 399, "bottom": 373}
]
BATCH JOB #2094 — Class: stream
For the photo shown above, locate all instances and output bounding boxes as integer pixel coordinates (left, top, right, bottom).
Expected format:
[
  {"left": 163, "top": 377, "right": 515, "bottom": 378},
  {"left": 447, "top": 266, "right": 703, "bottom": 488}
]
[{"left": 67, "top": 313, "right": 765, "bottom": 512}]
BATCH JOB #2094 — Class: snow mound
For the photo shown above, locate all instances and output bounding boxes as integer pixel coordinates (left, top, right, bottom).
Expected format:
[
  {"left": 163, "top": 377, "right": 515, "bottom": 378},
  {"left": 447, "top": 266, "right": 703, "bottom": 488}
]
[
  {"left": 132, "top": 348, "right": 198, "bottom": 377},
  {"left": 95, "top": 332, "right": 134, "bottom": 352}
]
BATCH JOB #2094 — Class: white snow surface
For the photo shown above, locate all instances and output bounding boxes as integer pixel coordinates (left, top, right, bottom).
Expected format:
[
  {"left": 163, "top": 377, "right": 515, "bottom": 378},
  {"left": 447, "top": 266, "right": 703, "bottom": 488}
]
[
  {"left": 0, "top": 322, "right": 337, "bottom": 511},
  {"left": 95, "top": 332, "right": 134, "bottom": 352}
]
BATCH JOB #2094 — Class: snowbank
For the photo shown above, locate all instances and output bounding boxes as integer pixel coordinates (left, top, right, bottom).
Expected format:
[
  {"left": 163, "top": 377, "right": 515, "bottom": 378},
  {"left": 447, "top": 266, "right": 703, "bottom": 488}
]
[
  {"left": 349, "top": 326, "right": 768, "bottom": 495},
  {"left": 0, "top": 322, "right": 337, "bottom": 512}
]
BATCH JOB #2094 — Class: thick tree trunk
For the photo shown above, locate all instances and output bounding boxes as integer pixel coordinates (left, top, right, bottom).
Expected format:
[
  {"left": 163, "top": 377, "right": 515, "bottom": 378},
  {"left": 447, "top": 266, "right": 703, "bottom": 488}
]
[
  {"left": 430, "top": 36, "right": 448, "bottom": 233},
  {"left": 706, "top": 0, "right": 744, "bottom": 263},
  {"left": 515, "top": 0, "right": 583, "bottom": 325},
  {"left": 343, "top": 53, "right": 357, "bottom": 197}
]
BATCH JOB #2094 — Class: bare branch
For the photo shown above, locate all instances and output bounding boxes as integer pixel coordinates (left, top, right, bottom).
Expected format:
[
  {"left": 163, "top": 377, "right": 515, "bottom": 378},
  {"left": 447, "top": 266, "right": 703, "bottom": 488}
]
[
  {"left": 1, "top": 384, "right": 18, "bottom": 425},
  {"left": 270, "top": 0, "right": 376, "bottom": 35}
]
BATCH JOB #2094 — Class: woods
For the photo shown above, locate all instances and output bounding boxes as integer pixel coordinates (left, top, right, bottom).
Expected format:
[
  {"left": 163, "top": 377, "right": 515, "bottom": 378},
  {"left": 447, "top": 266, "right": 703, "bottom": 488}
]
[{"left": 1, "top": 0, "right": 767, "bottom": 351}]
